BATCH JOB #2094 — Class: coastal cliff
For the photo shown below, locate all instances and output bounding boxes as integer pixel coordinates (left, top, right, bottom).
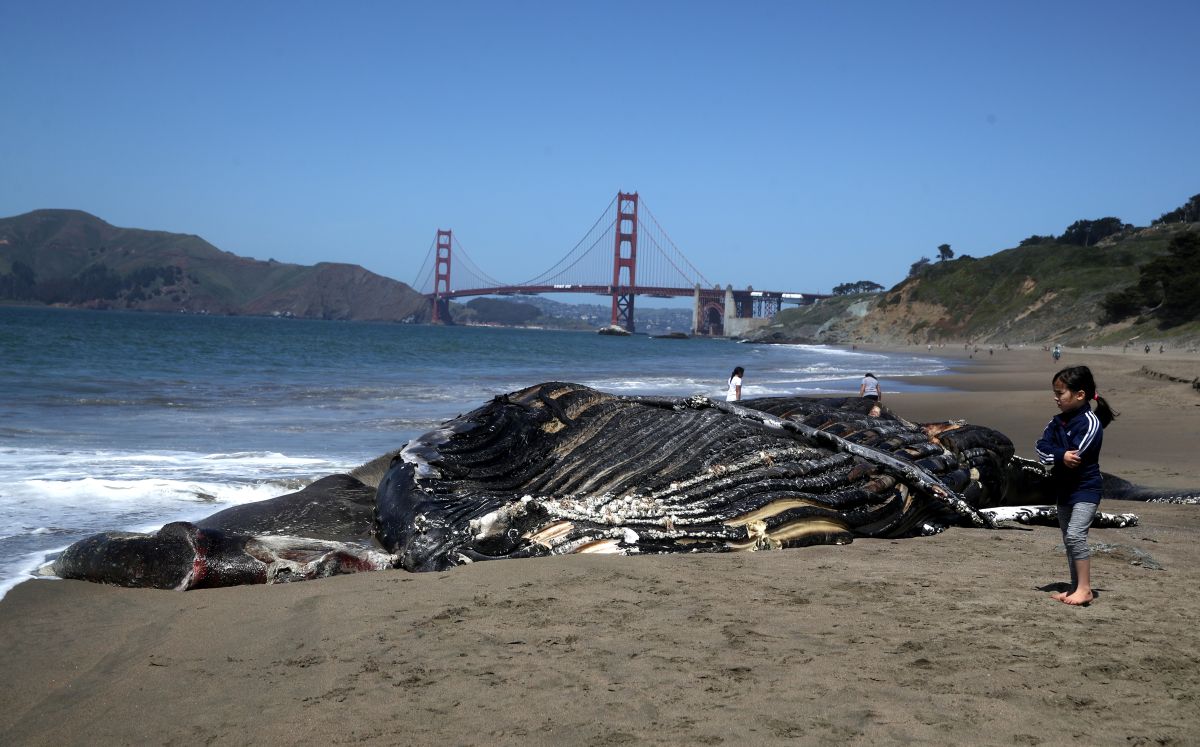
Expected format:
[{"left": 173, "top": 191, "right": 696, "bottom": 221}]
[
  {"left": 0, "top": 209, "right": 430, "bottom": 322},
  {"left": 749, "top": 222, "right": 1200, "bottom": 347}
]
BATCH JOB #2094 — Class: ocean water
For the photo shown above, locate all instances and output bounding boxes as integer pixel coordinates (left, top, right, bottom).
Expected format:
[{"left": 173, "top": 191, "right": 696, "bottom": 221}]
[{"left": 0, "top": 306, "right": 950, "bottom": 597}]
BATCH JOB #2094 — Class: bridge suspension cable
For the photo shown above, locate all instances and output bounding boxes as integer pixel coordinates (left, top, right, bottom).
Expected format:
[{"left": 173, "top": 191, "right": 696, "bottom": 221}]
[
  {"left": 516, "top": 193, "right": 618, "bottom": 287},
  {"left": 637, "top": 198, "right": 713, "bottom": 289},
  {"left": 449, "top": 234, "right": 506, "bottom": 290},
  {"left": 411, "top": 235, "right": 437, "bottom": 292},
  {"left": 413, "top": 234, "right": 507, "bottom": 294},
  {"left": 412, "top": 192, "right": 715, "bottom": 294}
]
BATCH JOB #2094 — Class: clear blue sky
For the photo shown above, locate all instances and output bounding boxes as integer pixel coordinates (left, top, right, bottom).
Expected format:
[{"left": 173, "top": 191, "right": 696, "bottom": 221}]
[{"left": 3, "top": 1, "right": 1197, "bottom": 297}]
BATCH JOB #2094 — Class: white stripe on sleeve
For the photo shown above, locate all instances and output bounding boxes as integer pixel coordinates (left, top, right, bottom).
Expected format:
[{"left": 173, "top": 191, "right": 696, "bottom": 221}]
[{"left": 1076, "top": 411, "right": 1100, "bottom": 453}]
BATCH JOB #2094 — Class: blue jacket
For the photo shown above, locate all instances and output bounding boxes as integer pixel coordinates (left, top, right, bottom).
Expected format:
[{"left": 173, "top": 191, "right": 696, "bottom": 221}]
[{"left": 1035, "top": 404, "right": 1104, "bottom": 504}]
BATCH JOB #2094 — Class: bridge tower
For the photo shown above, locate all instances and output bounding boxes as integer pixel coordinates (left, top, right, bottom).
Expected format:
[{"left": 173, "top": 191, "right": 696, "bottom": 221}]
[
  {"left": 610, "top": 192, "right": 639, "bottom": 332},
  {"left": 432, "top": 229, "right": 452, "bottom": 324}
]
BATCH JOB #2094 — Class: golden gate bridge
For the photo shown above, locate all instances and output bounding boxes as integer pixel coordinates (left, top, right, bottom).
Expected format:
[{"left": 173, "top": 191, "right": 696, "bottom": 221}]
[{"left": 412, "top": 192, "right": 828, "bottom": 336}]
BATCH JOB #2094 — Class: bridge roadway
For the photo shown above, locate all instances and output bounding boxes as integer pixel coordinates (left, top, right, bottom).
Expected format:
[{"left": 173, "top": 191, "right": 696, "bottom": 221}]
[
  {"left": 431, "top": 284, "right": 824, "bottom": 304},
  {"left": 427, "top": 284, "right": 827, "bottom": 336}
]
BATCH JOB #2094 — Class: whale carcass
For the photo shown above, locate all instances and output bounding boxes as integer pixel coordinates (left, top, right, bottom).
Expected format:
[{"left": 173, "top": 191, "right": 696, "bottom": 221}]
[{"left": 45, "top": 382, "right": 1172, "bottom": 589}]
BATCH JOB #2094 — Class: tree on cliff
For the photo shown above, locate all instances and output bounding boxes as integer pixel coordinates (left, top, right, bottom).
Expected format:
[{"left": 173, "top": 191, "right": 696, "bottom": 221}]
[
  {"left": 1100, "top": 232, "right": 1200, "bottom": 327},
  {"left": 1152, "top": 194, "right": 1200, "bottom": 225},
  {"left": 1019, "top": 234, "right": 1054, "bottom": 246},
  {"left": 908, "top": 257, "right": 931, "bottom": 276},
  {"left": 832, "top": 280, "right": 884, "bottom": 295},
  {"left": 1058, "top": 217, "right": 1131, "bottom": 247},
  {"left": 937, "top": 244, "right": 954, "bottom": 261}
]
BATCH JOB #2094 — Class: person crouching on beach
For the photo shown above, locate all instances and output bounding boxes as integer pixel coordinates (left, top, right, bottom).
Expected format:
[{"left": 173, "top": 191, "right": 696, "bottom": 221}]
[
  {"left": 859, "top": 372, "right": 882, "bottom": 402},
  {"left": 1035, "top": 365, "right": 1118, "bottom": 606},
  {"left": 726, "top": 367, "right": 744, "bottom": 402}
]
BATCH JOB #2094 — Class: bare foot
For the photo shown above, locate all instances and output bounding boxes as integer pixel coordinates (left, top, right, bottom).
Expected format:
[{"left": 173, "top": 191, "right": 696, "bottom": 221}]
[
  {"left": 1060, "top": 590, "right": 1093, "bottom": 606},
  {"left": 1050, "top": 590, "right": 1069, "bottom": 601}
]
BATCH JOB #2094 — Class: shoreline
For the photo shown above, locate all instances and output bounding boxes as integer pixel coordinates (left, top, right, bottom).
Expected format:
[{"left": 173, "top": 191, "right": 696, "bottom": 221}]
[{"left": 2, "top": 345, "right": 1199, "bottom": 744}]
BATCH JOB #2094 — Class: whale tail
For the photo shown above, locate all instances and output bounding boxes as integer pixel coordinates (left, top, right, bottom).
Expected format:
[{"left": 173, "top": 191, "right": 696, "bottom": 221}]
[{"left": 1101, "top": 473, "right": 1200, "bottom": 504}]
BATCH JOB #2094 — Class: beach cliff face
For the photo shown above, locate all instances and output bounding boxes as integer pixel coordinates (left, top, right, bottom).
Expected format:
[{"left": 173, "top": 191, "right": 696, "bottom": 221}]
[
  {"left": 750, "top": 288, "right": 1200, "bottom": 348},
  {"left": 748, "top": 293, "right": 946, "bottom": 346},
  {"left": 748, "top": 223, "right": 1200, "bottom": 348}
]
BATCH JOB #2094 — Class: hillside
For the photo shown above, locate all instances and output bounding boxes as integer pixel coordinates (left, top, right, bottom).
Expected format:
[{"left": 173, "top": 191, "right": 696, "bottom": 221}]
[
  {"left": 748, "top": 222, "right": 1200, "bottom": 348},
  {"left": 0, "top": 210, "right": 429, "bottom": 322}
]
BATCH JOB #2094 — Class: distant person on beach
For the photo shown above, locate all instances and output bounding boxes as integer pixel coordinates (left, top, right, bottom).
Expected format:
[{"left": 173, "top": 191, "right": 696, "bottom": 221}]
[
  {"left": 726, "top": 367, "right": 744, "bottom": 402},
  {"left": 1035, "top": 365, "right": 1118, "bottom": 607},
  {"left": 1052, "top": 344, "right": 1062, "bottom": 362},
  {"left": 859, "top": 372, "right": 882, "bottom": 402}
]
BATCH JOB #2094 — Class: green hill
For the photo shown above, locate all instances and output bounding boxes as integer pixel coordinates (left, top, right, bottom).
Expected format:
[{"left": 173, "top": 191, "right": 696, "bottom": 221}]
[
  {"left": 0, "top": 209, "right": 429, "bottom": 321},
  {"left": 750, "top": 222, "right": 1200, "bottom": 347}
]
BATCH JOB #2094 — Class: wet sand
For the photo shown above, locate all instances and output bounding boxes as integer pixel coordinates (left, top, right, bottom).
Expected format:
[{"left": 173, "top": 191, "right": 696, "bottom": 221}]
[{"left": 2, "top": 346, "right": 1198, "bottom": 745}]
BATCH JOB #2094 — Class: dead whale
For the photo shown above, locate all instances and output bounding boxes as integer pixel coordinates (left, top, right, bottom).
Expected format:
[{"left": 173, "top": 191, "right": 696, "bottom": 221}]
[{"left": 43, "top": 382, "right": 1184, "bottom": 589}]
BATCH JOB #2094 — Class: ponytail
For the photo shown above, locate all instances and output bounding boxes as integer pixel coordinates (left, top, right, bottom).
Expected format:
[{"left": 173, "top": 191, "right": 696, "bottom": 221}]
[
  {"left": 1094, "top": 394, "right": 1118, "bottom": 428},
  {"left": 1053, "top": 365, "right": 1118, "bottom": 428}
]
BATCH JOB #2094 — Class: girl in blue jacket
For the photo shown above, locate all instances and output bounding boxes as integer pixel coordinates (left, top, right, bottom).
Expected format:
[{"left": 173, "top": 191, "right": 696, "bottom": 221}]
[{"left": 1035, "top": 365, "right": 1118, "bottom": 606}]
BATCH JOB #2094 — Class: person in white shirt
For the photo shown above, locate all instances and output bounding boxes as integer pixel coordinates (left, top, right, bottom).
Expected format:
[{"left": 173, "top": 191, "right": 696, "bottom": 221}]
[
  {"left": 726, "top": 367, "right": 744, "bottom": 402},
  {"left": 859, "top": 372, "right": 882, "bottom": 402}
]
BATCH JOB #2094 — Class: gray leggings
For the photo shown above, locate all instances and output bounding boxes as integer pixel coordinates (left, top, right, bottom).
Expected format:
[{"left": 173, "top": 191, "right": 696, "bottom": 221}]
[{"left": 1059, "top": 501, "right": 1098, "bottom": 585}]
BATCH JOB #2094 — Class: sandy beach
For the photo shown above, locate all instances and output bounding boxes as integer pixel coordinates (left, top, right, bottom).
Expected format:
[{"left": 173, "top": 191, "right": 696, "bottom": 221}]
[{"left": 2, "top": 346, "right": 1198, "bottom": 745}]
